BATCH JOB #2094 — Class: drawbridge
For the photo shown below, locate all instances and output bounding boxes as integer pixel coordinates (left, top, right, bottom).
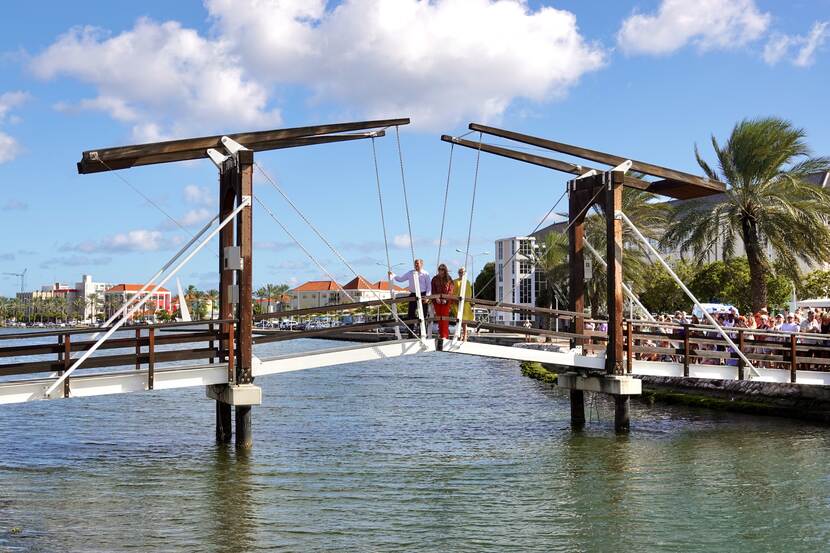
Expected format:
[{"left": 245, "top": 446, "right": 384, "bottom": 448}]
[{"left": 4, "top": 118, "right": 829, "bottom": 447}]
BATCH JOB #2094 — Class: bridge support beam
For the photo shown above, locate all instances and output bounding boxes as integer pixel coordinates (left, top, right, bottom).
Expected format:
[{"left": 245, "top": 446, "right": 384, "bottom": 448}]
[
  {"left": 558, "top": 372, "right": 640, "bottom": 433},
  {"left": 216, "top": 402, "right": 232, "bottom": 443},
  {"left": 569, "top": 390, "right": 585, "bottom": 429}
]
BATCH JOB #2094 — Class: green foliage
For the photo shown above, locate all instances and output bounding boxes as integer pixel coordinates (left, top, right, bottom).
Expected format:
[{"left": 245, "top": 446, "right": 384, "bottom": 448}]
[
  {"left": 474, "top": 262, "right": 495, "bottom": 300},
  {"left": 800, "top": 270, "right": 830, "bottom": 299},
  {"left": 155, "top": 309, "right": 172, "bottom": 322},
  {"left": 639, "top": 261, "right": 696, "bottom": 314},
  {"left": 640, "top": 258, "right": 792, "bottom": 314}
]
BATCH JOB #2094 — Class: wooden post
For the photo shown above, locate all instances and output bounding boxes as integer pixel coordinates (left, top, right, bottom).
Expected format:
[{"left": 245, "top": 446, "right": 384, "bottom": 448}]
[
  {"left": 567, "top": 180, "right": 587, "bottom": 428},
  {"left": 569, "top": 389, "right": 585, "bottom": 430},
  {"left": 614, "top": 395, "right": 630, "bottom": 432},
  {"left": 568, "top": 181, "right": 586, "bottom": 349},
  {"left": 605, "top": 171, "right": 624, "bottom": 376},
  {"left": 135, "top": 328, "right": 141, "bottom": 370},
  {"left": 790, "top": 334, "right": 798, "bottom": 383},
  {"left": 147, "top": 327, "right": 155, "bottom": 390},
  {"left": 626, "top": 320, "right": 633, "bottom": 374},
  {"left": 235, "top": 149, "right": 254, "bottom": 450},
  {"left": 208, "top": 322, "right": 215, "bottom": 364},
  {"left": 683, "top": 323, "right": 690, "bottom": 377},
  {"left": 216, "top": 159, "right": 235, "bottom": 444},
  {"left": 737, "top": 329, "right": 745, "bottom": 380},
  {"left": 63, "top": 334, "right": 71, "bottom": 398}
]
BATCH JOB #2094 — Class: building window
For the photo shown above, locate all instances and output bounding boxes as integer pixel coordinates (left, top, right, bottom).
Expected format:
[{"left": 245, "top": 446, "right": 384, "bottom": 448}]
[
  {"left": 519, "top": 277, "right": 532, "bottom": 304},
  {"left": 519, "top": 260, "right": 532, "bottom": 275},
  {"left": 498, "top": 263, "right": 503, "bottom": 282},
  {"left": 519, "top": 239, "right": 532, "bottom": 257},
  {"left": 497, "top": 241, "right": 503, "bottom": 260},
  {"left": 498, "top": 286, "right": 503, "bottom": 301}
]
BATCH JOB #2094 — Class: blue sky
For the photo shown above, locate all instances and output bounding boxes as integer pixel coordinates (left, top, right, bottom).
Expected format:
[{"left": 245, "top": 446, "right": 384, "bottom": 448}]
[{"left": 0, "top": 0, "right": 828, "bottom": 296}]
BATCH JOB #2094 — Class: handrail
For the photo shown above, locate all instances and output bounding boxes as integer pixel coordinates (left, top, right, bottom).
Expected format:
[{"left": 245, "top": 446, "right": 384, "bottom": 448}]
[{"left": 0, "top": 319, "right": 238, "bottom": 341}]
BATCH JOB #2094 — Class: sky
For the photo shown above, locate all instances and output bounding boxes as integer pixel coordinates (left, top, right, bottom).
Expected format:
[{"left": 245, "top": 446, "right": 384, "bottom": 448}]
[{"left": 0, "top": 0, "right": 828, "bottom": 296}]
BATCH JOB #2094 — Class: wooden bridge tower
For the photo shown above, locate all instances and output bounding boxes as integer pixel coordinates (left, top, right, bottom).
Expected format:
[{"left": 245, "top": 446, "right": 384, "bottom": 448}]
[
  {"left": 77, "top": 118, "right": 409, "bottom": 447},
  {"left": 442, "top": 124, "right": 724, "bottom": 431}
]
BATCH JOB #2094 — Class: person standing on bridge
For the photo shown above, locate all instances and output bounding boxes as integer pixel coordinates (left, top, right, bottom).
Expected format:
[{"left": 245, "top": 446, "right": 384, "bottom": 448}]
[
  {"left": 452, "top": 267, "right": 474, "bottom": 341},
  {"left": 431, "top": 264, "right": 454, "bottom": 346},
  {"left": 390, "top": 259, "right": 430, "bottom": 335}
]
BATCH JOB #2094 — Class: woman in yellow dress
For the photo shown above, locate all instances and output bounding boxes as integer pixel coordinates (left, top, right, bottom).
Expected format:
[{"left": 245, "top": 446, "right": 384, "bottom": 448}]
[{"left": 452, "top": 267, "right": 474, "bottom": 341}]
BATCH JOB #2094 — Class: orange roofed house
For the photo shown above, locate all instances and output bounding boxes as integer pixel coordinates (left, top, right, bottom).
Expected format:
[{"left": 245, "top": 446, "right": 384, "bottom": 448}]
[
  {"left": 288, "top": 277, "right": 406, "bottom": 310},
  {"left": 104, "top": 284, "right": 172, "bottom": 321}
]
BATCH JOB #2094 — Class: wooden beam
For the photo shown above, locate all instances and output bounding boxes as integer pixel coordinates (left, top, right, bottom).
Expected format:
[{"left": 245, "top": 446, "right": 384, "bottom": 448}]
[
  {"left": 77, "top": 118, "right": 409, "bottom": 174},
  {"left": 237, "top": 149, "right": 254, "bottom": 385},
  {"left": 468, "top": 123, "right": 725, "bottom": 196},
  {"left": 78, "top": 131, "right": 389, "bottom": 174},
  {"left": 605, "top": 171, "right": 625, "bottom": 375},
  {"left": 441, "top": 135, "right": 653, "bottom": 191}
]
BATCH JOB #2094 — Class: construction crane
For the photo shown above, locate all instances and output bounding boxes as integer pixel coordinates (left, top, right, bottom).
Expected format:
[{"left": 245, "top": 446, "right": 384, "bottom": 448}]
[{"left": 2, "top": 268, "right": 26, "bottom": 293}]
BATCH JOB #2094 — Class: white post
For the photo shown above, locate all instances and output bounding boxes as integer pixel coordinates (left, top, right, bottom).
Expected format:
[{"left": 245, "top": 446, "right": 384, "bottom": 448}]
[
  {"left": 618, "top": 211, "right": 759, "bottom": 377},
  {"left": 43, "top": 199, "right": 250, "bottom": 398}
]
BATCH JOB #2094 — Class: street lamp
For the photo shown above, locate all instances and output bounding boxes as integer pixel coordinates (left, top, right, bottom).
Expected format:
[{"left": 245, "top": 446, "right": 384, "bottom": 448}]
[
  {"left": 375, "top": 261, "right": 406, "bottom": 269},
  {"left": 455, "top": 249, "right": 490, "bottom": 287}
]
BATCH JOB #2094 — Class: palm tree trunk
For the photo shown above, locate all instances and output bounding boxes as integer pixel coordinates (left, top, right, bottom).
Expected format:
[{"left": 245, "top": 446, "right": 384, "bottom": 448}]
[{"left": 742, "top": 218, "right": 768, "bottom": 312}]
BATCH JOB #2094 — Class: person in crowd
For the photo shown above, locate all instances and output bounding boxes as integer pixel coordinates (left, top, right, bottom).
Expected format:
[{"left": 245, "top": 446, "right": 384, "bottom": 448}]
[
  {"left": 452, "top": 267, "right": 474, "bottom": 341},
  {"left": 430, "top": 263, "right": 454, "bottom": 347},
  {"left": 821, "top": 312, "right": 830, "bottom": 335},
  {"left": 780, "top": 314, "right": 800, "bottom": 333},
  {"left": 800, "top": 310, "right": 821, "bottom": 334},
  {"left": 390, "top": 259, "right": 430, "bottom": 335}
]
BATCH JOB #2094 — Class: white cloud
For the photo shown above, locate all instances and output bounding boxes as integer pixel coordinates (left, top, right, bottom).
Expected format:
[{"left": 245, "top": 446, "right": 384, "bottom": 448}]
[
  {"left": 765, "top": 21, "right": 828, "bottom": 67},
  {"left": 183, "top": 184, "right": 215, "bottom": 206},
  {"left": 2, "top": 199, "right": 28, "bottom": 211},
  {"left": 32, "top": 3, "right": 604, "bottom": 136},
  {"left": 0, "top": 91, "right": 29, "bottom": 164},
  {"left": 179, "top": 208, "right": 213, "bottom": 227},
  {"left": 207, "top": 0, "right": 606, "bottom": 129},
  {"left": 31, "top": 19, "right": 281, "bottom": 141},
  {"left": 617, "top": 0, "right": 770, "bottom": 55},
  {"left": 72, "top": 229, "right": 168, "bottom": 253},
  {"left": 393, "top": 233, "right": 412, "bottom": 249}
]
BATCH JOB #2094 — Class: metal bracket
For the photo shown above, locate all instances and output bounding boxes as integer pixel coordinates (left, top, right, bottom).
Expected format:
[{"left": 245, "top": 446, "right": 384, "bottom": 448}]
[
  {"left": 220, "top": 136, "right": 250, "bottom": 160},
  {"left": 206, "top": 148, "right": 230, "bottom": 169},
  {"left": 575, "top": 169, "right": 598, "bottom": 180},
  {"left": 89, "top": 151, "right": 99, "bottom": 161},
  {"left": 610, "top": 160, "right": 633, "bottom": 174},
  {"left": 614, "top": 210, "right": 623, "bottom": 220}
]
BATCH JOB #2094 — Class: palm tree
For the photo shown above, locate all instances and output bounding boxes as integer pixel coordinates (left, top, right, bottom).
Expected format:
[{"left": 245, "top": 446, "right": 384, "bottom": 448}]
[{"left": 662, "top": 117, "right": 830, "bottom": 311}]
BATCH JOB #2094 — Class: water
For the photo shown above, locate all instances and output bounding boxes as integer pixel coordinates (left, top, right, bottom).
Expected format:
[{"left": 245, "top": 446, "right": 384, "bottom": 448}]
[{"left": 1, "top": 334, "right": 829, "bottom": 552}]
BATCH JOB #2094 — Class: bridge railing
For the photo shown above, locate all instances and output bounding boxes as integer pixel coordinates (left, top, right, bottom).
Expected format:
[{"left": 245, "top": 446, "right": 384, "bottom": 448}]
[{"left": 0, "top": 319, "right": 238, "bottom": 394}]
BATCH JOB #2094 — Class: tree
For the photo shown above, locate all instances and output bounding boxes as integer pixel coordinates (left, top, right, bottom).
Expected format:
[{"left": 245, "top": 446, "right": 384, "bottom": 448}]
[
  {"left": 639, "top": 260, "right": 696, "bottom": 315},
  {"left": 532, "top": 232, "right": 569, "bottom": 328},
  {"left": 663, "top": 117, "right": 830, "bottom": 311},
  {"left": 800, "top": 270, "right": 830, "bottom": 299},
  {"left": 474, "top": 262, "right": 495, "bottom": 300},
  {"left": 206, "top": 289, "right": 219, "bottom": 319}
]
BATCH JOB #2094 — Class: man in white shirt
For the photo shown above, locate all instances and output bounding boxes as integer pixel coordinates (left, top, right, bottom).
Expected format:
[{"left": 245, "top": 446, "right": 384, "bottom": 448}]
[
  {"left": 780, "top": 314, "right": 800, "bottom": 333},
  {"left": 800, "top": 310, "right": 821, "bottom": 333},
  {"left": 390, "top": 259, "right": 430, "bottom": 334}
]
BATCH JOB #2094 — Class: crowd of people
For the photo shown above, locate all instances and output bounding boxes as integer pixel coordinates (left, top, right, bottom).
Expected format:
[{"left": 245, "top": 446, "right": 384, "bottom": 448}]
[
  {"left": 389, "top": 259, "right": 474, "bottom": 348},
  {"left": 640, "top": 306, "right": 830, "bottom": 366}
]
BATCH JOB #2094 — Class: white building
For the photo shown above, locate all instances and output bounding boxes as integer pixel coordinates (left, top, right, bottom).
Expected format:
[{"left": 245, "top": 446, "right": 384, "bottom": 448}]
[
  {"left": 17, "top": 274, "right": 111, "bottom": 321},
  {"left": 494, "top": 236, "right": 538, "bottom": 324},
  {"left": 287, "top": 277, "right": 406, "bottom": 310}
]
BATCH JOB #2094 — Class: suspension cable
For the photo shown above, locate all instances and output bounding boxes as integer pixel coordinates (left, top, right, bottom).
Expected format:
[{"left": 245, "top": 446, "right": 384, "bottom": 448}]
[
  {"left": 393, "top": 126, "right": 427, "bottom": 338},
  {"left": 253, "top": 194, "right": 356, "bottom": 304},
  {"left": 371, "top": 136, "right": 402, "bottom": 339},
  {"left": 453, "top": 133, "right": 482, "bottom": 339},
  {"left": 436, "top": 143, "right": 454, "bottom": 266},
  {"left": 254, "top": 164, "right": 420, "bottom": 340}
]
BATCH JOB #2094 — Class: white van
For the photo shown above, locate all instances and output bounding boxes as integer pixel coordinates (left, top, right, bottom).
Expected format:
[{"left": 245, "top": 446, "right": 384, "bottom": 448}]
[{"left": 691, "top": 303, "right": 737, "bottom": 319}]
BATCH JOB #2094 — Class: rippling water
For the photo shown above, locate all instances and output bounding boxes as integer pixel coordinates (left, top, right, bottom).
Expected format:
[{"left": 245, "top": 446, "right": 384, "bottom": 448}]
[{"left": 1, "top": 334, "right": 829, "bottom": 552}]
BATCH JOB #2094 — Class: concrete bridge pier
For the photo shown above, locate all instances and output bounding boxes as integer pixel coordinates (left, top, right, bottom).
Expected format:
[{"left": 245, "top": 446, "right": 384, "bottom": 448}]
[
  {"left": 207, "top": 384, "right": 261, "bottom": 448},
  {"left": 559, "top": 373, "right": 640, "bottom": 433}
]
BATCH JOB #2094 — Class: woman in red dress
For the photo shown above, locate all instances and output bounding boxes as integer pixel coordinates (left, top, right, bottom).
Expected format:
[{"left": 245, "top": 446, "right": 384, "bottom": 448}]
[{"left": 431, "top": 264, "right": 455, "bottom": 344}]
